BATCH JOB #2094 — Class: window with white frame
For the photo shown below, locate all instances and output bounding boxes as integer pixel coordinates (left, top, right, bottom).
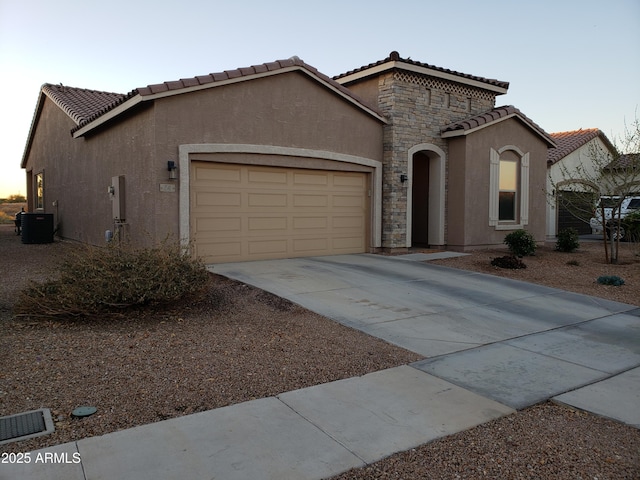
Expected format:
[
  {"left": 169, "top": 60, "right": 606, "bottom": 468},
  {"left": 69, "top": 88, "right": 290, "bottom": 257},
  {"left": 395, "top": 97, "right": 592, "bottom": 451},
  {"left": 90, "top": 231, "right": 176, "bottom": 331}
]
[
  {"left": 489, "top": 147, "right": 529, "bottom": 229},
  {"left": 35, "top": 172, "right": 44, "bottom": 210},
  {"left": 499, "top": 158, "right": 518, "bottom": 221}
]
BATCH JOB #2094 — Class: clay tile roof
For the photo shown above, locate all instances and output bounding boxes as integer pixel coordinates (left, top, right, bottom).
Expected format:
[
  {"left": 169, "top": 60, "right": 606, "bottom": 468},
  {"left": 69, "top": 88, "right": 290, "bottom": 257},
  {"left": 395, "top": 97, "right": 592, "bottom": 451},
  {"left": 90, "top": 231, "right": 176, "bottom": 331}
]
[
  {"left": 441, "top": 105, "right": 555, "bottom": 146},
  {"left": 70, "top": 56, "right": 385, "bottom": 135},
  {"left": 546, "top": 128, "right": 609, "bottom": 165},
  {"left": 42, "top": 84, "right": 125, "bottom": 125},
  {"left": 334, "top": 50, "right": 510, "bottom": 91}
]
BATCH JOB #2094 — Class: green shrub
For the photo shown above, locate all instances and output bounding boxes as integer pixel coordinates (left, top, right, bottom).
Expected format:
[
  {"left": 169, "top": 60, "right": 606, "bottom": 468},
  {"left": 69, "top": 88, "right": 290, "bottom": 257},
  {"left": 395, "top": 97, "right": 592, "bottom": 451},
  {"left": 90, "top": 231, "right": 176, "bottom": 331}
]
[
  {"left": 14, "top": 239, "right": 210, "bottom": 319},
  {"left": 503, "top": 229, "right": 537, "bottom": 257},
  {"left": 491, "top": 255, "right": 527, "bottom": 269},
  {"left": 556, "top": 228, "right": 580, "bottom": 253},
  {"left": 596, "top": 275, "right": 625, "bottom": 286}
]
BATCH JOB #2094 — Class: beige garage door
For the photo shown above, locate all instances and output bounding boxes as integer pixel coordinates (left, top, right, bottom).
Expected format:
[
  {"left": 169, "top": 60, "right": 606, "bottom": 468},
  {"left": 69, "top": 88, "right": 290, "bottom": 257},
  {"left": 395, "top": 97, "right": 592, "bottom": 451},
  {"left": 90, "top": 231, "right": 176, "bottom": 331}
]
[{"left": 191, "top": 162, "right": 369, "bottom": 263}]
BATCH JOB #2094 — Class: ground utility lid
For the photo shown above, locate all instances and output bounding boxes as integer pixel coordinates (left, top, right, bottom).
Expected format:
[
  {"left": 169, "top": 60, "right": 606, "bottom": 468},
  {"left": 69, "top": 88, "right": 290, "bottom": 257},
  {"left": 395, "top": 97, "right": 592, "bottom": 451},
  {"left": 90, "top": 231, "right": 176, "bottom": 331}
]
[{"left": 72, "top": 406, "right": 97, "bottom": 418}]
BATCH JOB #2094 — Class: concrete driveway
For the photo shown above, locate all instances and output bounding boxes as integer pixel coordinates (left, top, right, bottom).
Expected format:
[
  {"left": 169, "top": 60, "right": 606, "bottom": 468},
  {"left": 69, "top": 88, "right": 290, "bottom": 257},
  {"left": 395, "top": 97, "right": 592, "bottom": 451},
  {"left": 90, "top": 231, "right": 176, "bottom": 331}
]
[
  {"left": 6, "top": 252, "right": 638, "bottom": 480},
  {"left": 214, "top": 253, "right": 640, "bottom": 422}
]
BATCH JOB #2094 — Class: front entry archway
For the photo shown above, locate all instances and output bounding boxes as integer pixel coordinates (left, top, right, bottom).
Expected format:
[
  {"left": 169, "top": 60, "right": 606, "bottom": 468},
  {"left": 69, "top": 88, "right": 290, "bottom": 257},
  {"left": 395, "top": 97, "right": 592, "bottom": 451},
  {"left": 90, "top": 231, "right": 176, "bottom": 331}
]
[{"left": 407, "top": 144, "right": 445, "bottom": 247}]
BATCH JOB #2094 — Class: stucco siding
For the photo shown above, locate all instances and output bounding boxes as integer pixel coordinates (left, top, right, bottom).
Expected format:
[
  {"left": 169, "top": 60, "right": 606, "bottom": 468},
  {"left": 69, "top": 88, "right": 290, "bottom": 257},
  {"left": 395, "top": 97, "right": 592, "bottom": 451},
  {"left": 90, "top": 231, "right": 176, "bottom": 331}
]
[
  {"left": 24, "top": 71, "right": 383, "bottom": 250},
  {"left": 154, "top": 72, "right": 383, "bottom": 162},
  {"left": 447, "top": 118, "right": 549, "bottom": 249}
]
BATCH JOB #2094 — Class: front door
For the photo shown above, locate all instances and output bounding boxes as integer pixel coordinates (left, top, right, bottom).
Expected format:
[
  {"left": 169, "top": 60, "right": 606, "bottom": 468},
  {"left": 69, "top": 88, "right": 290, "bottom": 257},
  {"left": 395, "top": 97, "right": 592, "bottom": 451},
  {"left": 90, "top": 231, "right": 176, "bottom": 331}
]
[{"left": 411, "top": 152, "right": 430, "bottom": 246}]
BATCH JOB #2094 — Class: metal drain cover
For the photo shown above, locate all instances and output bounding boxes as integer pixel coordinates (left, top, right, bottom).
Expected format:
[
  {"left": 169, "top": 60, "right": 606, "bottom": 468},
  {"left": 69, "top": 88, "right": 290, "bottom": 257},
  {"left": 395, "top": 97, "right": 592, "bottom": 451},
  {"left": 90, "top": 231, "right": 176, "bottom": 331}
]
[{"left": 0, "top": 408, "right": 55, "bottom": 445}]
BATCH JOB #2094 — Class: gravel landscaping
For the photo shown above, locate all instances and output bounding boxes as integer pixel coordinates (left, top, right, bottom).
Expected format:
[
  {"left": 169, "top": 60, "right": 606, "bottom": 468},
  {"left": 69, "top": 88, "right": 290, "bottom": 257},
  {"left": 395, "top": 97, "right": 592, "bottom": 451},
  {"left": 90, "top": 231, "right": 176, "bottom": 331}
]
[{"left": 1, "top": 224, "right": 638, "bottom": 478}]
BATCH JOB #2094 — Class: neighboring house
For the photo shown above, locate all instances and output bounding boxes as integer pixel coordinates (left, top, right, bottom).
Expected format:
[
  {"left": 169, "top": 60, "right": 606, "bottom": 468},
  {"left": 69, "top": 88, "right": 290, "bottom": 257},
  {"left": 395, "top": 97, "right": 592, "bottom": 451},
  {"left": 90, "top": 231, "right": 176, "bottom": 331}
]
[
  {"left": 602, "top": 153, "right": 640, "bottom": 190},
  {"left": 21, "top": 51, "right": 556, "bottom": 263},
  {"left": 546, "top": 129, "right": 618, "bottom": 237}
]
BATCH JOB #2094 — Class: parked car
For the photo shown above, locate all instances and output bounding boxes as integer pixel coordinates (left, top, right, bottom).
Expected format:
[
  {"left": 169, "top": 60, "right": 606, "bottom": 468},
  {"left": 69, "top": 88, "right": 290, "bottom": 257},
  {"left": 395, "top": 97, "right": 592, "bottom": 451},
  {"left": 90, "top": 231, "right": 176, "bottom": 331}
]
[{"left": 590, "top": 195, "right": 640, "bottom": 240}]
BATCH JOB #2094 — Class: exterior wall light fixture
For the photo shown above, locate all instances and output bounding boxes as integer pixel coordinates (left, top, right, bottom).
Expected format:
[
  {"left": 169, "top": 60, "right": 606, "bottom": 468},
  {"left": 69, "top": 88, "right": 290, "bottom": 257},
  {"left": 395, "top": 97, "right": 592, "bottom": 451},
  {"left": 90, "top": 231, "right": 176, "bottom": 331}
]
[
  {"left": 400, "top": 174, "right": 408, "bottom": 183},
  {"left": 168, "top": 161, "right": 177, "bottom": 180}
]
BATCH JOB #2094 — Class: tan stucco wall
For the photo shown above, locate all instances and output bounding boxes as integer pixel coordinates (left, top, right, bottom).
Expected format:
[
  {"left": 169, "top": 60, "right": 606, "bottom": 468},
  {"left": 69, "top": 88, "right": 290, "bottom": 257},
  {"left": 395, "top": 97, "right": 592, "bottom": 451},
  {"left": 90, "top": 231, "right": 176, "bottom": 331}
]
[
  {"left": 154, "top": 72, "right": 383, "bottom": 160},
  {"left": 447, "top": 118, "right": 549, "bottom": 249},
  {"left": 23, "top": 99, "right": 157, "bottom": 245},
  {"left": 24, "top": 71, "right": 383, "bottom": 248}
]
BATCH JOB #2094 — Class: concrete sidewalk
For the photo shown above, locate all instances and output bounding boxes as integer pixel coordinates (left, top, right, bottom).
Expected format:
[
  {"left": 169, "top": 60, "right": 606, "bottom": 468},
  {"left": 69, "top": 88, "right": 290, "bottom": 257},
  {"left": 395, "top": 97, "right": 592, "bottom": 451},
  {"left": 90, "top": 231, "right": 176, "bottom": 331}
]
[
  {"left": 3, "top": 252, "right": 638, "bottom": 479},
  {"left": 1, "top": 366, "right": 514, "bottom": 480}
]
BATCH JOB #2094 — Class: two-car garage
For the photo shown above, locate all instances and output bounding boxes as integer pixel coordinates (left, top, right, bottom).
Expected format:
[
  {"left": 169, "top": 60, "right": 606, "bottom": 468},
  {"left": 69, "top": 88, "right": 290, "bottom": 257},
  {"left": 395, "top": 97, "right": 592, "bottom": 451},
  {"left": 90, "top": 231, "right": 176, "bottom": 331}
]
[{"left": 189, "top": 159, "right": 373, "bottom": 264}]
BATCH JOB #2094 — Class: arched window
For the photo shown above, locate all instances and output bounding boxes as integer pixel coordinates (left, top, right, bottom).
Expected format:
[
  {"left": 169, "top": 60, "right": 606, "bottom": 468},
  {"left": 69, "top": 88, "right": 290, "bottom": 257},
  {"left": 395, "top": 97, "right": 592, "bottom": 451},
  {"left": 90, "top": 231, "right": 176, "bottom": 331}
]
[{"left": 489, "top": 147, "right": 529, "bottom": 229}]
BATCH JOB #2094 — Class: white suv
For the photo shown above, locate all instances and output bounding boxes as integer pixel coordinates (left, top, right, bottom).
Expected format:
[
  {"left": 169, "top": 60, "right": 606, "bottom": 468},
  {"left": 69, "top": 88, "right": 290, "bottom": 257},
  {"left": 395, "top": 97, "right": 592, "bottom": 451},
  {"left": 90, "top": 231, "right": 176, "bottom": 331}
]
[{"left": 590, "top": 195, "right": 640, "bottom": 238}]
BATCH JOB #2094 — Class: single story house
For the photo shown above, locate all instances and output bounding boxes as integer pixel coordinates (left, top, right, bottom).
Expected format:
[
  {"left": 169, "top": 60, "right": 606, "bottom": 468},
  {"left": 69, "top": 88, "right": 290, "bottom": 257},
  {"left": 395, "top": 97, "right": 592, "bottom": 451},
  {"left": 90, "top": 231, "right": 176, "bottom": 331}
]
[{"left": 21, "top": 51, "right": 556, "bottom": 263}]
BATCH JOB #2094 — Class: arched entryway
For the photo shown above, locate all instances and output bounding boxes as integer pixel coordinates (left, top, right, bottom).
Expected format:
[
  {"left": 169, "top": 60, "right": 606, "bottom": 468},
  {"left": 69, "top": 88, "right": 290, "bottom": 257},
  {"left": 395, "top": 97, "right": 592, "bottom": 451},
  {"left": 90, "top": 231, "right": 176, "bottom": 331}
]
[{"left": 407, "top": 144, "right": 445, "bottom": 247}]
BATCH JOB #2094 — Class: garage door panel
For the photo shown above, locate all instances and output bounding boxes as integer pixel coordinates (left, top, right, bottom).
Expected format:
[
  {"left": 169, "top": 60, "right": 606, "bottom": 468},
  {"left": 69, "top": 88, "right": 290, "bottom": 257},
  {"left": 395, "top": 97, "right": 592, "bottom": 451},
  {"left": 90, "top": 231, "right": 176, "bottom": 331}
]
[
  {"left": 195, "top": 164, "right": 241, "bottom": 183},
  {"left": 333, "top": 173, "right": 366, "bottom": 188},
  {"left": 248, "top": 169, "right": 288, "bottom": 185},
  {"left": 248, "top": 239, "right": 288, "bottom": 255},
  {"left": 333, "top": 194, "right": 365, "bottom": 208},
  {"left": 196, "top": 217, "right": 242, "bottom": 232},
  {"left": 292, "top": 237, "right": 329, "bottom": 252},
  {"left": 293, "top": 194, "right": 328, "bottom": 207},
  {"left": 293, "top": 216, "right": 328, "bottom": 230},
  {"left": 196, "top": 191, "right": 241, "bottom": 207},
  {"left": 192, "top": 162, "right": 368, "bottom": 263},
  {"left": 197, "top": 241, "right": 242, "bottom": 259},
  {"left": 333, "top": 215, "right": 363, "bottom": 229},
  {"left": 248, "top": 217, "right": 288, "bottom": 231},
  {"left": 333, "top": 236, "right": 364, "bottom": 250},
  {"left": 293, "top": 172, "right": 329, "bottom": 186},
  {"left": 248, "top": 193, "right": 288, "bottom": 207}
]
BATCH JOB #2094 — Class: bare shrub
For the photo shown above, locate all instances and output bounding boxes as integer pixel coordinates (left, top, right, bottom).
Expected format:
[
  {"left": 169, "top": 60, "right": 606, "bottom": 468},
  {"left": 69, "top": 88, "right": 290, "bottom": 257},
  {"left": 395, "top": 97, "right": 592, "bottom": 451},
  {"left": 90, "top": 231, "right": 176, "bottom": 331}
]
[{"left": 14, "top": 239, "right": 210, "bottom": 319}]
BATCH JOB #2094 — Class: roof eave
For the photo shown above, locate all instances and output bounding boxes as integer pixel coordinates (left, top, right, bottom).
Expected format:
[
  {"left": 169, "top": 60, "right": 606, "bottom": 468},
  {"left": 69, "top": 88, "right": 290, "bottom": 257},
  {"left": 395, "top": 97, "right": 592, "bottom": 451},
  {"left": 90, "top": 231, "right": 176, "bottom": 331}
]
[
  {"left": 442, "top": 113, "right": 557, "bottom": 148},
  {"left": 21, "top": 88, "right": 48, "bottom": 168},
  {"left": 72, "top": 64, "right": 388, "bottom": 137},
  {"left": 336, "top": 60, "right": 509, "bottom": 95},
  {"left": 72, "top": 95, "right": 144, "bottom": 138}
]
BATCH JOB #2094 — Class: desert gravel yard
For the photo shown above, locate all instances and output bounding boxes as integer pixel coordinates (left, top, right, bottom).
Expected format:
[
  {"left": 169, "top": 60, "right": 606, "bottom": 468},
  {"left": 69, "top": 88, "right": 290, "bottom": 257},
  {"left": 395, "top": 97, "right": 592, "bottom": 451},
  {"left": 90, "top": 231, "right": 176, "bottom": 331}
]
[{"left": 1, "top": 224, "right": 638, "bottom": 478}]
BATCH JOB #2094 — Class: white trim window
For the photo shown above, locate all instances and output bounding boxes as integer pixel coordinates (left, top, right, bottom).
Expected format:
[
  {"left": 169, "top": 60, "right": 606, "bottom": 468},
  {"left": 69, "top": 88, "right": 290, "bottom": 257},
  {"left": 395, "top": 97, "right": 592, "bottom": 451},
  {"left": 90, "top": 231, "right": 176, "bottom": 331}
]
[
  {"left": 35, "top": 172, "right": 44, "bottom": 210},
  {"left": 489, "top": 147, "right": 529, "bottom": 229}
]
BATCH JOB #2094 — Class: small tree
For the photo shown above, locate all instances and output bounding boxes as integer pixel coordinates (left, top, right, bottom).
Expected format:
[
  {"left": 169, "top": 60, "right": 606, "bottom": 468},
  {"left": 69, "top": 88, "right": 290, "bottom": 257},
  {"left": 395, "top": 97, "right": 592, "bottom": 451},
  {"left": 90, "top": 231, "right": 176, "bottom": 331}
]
[{"left": 549, "top": 116, "right": 640, "bottom": 264}]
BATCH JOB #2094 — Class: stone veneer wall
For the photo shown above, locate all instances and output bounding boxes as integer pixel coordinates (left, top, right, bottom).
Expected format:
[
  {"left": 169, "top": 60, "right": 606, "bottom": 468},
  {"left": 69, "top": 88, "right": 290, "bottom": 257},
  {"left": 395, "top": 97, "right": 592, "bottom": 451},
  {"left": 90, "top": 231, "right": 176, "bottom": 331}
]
[{"left": 378, "top": 70, "right": 498, "bottom": 248}]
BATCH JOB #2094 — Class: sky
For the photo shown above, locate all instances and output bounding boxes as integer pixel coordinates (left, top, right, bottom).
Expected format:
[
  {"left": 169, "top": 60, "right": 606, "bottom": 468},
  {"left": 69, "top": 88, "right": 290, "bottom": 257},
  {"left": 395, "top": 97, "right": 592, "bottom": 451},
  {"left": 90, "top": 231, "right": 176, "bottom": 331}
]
[{"left": 1, "top": 0, "right": 638, "bottom": 198}]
